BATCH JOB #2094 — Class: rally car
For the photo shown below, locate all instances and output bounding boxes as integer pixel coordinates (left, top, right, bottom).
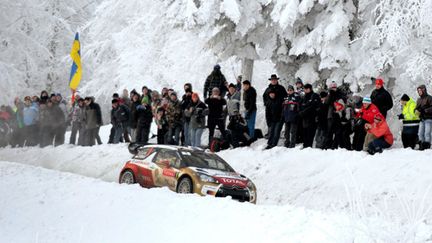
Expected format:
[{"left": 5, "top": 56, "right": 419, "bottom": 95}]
[{"left": 119, "top": 143, "right": 257, "bottom": 203}]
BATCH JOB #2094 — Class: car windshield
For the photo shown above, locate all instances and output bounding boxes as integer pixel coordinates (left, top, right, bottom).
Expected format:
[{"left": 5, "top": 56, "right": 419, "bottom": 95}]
[{"left": 179, "top": 150, "right": 235, "bottom": 172}]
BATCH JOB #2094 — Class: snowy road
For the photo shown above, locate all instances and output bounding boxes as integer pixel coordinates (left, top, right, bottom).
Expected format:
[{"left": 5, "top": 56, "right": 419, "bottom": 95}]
[{"left": 0, "top": 161, "right": 423, "bottom": 243}]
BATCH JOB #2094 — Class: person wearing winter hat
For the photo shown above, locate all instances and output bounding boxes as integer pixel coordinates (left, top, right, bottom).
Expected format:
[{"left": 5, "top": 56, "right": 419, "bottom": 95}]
[
  {"left": 351, "top": 96, "right": 382, "bottom": 151},
  {"left": 205, "top": 87, "right": 228, "bottom": 145},
  {"left": 295, "top": 78, "right": 305, "bottom": 97},
  {"left": 370, "top": 78, "right": 393, "bottom": 118},
  {"left": 204, "top": 64, "right": 227, "bottom": 99},
  {"left": 364, "top": 113, "right": 393, "bottom": 154},
  {"left": 110, "top": 98, "right": 131, "bottom": 144},
  {"left": 263, "top": 74, "right": 287, "bottom": 140},
  {"left": 398, "top": 94, "right": 420, "bottom": 149},
  {"left": 415, "top": 84, "right": 432, "bottom": 150},
  {"left": 283, "top": 85, "right": 301, "bottom": 148}
]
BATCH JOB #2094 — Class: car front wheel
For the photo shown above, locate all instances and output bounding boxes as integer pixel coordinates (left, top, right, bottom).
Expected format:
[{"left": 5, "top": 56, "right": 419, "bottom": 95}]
[
  {"left": 120, "top": 170, "right": 135, "bottom": 184},
  {"left": 177, "top": 177, "right": 193, "bottom": 194}
]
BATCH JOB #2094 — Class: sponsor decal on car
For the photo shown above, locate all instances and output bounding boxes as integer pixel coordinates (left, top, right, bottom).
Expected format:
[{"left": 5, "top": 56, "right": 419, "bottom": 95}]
[
  {"left": 162, "top": 168, "right": 176, "bottom": 177},
  {"left": 214, "top": 177, "right": 248, "bottom": 188}
]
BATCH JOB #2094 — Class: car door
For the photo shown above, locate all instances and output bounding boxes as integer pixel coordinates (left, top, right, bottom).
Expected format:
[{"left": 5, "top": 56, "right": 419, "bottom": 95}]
[
  {"left": 133, "top": 147, "right": 157, "bottom": 187},
  {"left": 152, "top": 149, "right": 181, "bottom": 190}
]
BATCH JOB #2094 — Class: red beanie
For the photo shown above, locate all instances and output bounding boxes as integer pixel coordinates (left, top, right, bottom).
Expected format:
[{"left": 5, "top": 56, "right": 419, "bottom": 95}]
[{"left": 375, "top": 78, "right": 384, "bottom": 86}]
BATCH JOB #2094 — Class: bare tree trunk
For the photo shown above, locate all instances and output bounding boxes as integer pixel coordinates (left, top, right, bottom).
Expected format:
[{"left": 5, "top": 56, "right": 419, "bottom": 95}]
[
  {"left": 240, "top": 58, "right": 254, "bottom": 115},
  {"left": 241, "top": 58, "right": 254, "bottom": 82}
]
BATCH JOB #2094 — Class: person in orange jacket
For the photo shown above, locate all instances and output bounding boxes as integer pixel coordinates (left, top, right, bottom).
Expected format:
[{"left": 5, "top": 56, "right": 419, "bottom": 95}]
[{"left": 364, "top": 113, "right": 394, "bottom": 155}]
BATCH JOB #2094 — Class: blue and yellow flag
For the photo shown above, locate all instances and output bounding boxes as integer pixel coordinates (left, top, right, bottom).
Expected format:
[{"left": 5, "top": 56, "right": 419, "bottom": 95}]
[{"left": 69, "top": 32, "right": 81, "bottom": 91}]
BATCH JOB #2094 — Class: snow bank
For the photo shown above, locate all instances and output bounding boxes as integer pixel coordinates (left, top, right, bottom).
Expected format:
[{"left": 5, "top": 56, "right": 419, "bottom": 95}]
[{"left": 1, "top": 161, "right": 427, "bottom": 242}]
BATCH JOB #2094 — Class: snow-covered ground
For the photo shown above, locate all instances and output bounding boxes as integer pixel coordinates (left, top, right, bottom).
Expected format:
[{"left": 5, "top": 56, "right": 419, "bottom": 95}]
[
  {"left": 0, "top": 161, "right": 429, "bottom": 243},
  {"left": 1, "top": 125, "right": 432, "bottom": 242}
]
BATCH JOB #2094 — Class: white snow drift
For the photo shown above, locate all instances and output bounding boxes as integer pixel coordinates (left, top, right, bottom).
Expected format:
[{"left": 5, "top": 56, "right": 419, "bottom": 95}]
[{"left": 1, "top": 161, "right": 430, "bottom": 243}]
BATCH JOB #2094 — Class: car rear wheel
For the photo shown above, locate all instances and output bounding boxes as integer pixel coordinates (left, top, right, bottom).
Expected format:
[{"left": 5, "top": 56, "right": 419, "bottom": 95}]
[
  {"left": 177, "top": 177, "right": 192, "bottom": 194},
  {"left": 120, "top": 170, "right": 135, "bottom": 184}
]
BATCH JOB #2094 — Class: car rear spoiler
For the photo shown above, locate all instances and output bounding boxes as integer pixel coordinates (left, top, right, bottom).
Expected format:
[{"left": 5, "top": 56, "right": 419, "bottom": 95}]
[{"left": 128, "top": 142, "right": 156, "bottom": 155}]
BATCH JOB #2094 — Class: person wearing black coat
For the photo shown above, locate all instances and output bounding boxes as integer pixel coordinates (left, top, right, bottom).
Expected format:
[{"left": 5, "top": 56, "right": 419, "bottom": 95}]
[
  {"left": 370, "top": 78, "right": 393, "bottom": 118},
  {"left": 282, "top": 85, "right": 301, "bottom": 148},
  {"left": 111, "top": 99, "right": 131, "bottom": 144},
  {"left": 181, "top": 83, "right": 193, "bottom": 145},
  {"left": 203, "top": 65, "right": 228, "bottom": 99},
  {"left": 263, "top": 74, "right": 287, "bottom": 137},
  {"left": 129, "top": 93, "right": 141, "bottom": 142},
  {"left": 205, "top": 87, "right": 227, "bottom": 144},
  {"left": 135, "top": 103, "right": 153, "bottom": 144},
  {"left": 315, "top": 91, "right": 329, "bottom": 149},
  {"left": 242, "top": 80, "right": 257, "bottom": 138},
  {"left": 265, "top": 89, "right": 284, "bottom": 149},
  {"left": 299, "top": 84, "right": 320, "bottom": 148}
]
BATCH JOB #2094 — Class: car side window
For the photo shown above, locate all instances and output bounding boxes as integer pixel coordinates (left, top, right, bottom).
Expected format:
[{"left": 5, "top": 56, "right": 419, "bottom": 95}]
[
  {"left": 134, "top": 147, "right": 151, "bottom": 160},
  {"left": 153, "top": 150, "right": 181, "bottom": 168}
]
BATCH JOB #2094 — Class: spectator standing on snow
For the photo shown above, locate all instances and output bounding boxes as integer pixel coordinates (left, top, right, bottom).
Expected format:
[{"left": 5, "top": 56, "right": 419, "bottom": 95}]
[
  {"left": 181, "top": 84, "right": 193, "bottom": 146},
  {"left": 129, "top": 92, "right": 141, "bottom": 142},
  {"left": 203, "top": 64, "right": 228, "bottom": 99},
  {"left": 11, "top": 97, "right": 25, "bottom": 147},
  {"left": 84, "top": 97, "right": 102, "bottom": 146},
  {"left": 122, "top": 89, "right": 131, "bottom": 107},
  {"left": 49, "top": 99, "right": 67, "bottom": 146},
  {"left": 299, "top": 84, "right": 320, "bottom": 148},
  {"left": 110, "top": 99, "right": 131, "bottom": 144},
  {"left": 205, "top": 87, "right": 227, "bottom": 144},
  {"left": 226, "top": 84, "right": 241, "bottom": 119},
  {"left": 69, "top": 98, "right": 86, "bottom": 145},
  {"left": 242, "top": 80, "right": 257, "bottom": 139},
  {"left": 415, "top": 85, "right": 432, "bottom": 150},
  {"left": 315, "top": 91, "right": 329, "bottom": 149},
  {"left": 155, "top": 107, "right": 168, "bottom": 144},
  {"left": 364, "top": 113, "right": 393, "bottom": 155},
  {"left": 370, "top": 78, "right": 393, "bottom": 118},
  {"left": 283, "top": 85, "right": 301, "bottom": 148},
  {"left": 135, "top": 99, "right": 153, "bottom": 144},
  {"left": 185, "top": 93, "right": 208, "bottom": 147},
  {"left": 22, "top": 96, "right": 39, "bottom": 146},
  {"left": 264, "top": 89, "right": 284, "bottom": 149},
  {"left": 165, "top": 92, "right": 183, "bottom": 145},
  {"left": 263, "top": 74, "right": 287, "bottom": 137},
  {"left": 398, "top": 94, "right": 420, "bottom": 149}
]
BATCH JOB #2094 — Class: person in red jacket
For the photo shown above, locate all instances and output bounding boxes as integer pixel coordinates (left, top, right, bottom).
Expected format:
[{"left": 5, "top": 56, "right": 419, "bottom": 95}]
[
  {"left": 359, "top": 97, "right": 381, "bottom": 124},
  {"left": 364, "top": 113, "right": 394, "bottom": 155},
  {"left": 352, "top": 96, "right": 382, "bottom": 151}
]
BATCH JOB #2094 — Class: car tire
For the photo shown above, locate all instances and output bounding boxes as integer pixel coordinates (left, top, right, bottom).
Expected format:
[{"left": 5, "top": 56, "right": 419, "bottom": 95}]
[
  {"left": 120, "top": 170, "right": 136, "bottom": 184},
  {"left": 177, "top": 177, "right": 193, "bottom": 194}
]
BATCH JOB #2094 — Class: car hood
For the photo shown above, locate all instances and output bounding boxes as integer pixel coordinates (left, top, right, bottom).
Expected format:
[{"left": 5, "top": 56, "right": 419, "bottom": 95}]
[{"left": 190, "top": 167, "right": 249, "bottom": 188}]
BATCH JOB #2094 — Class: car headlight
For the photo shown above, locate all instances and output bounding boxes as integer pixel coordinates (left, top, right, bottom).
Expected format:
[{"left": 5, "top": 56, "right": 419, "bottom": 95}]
[
  {"left": 198, "top": 173, "right": 216, "bottom": 183},
  {"left": 247, "top": 180, "right": 254, "bottom": 189}
]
